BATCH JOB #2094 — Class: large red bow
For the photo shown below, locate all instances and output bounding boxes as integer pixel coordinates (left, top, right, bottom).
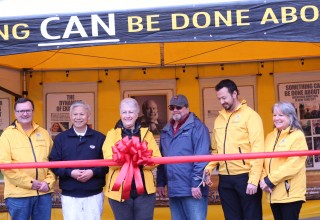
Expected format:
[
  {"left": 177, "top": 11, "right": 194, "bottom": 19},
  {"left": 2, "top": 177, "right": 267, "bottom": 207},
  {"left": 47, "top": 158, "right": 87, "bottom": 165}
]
[{"left": 111, "top": 136, "right": 153, "bottom": 200}]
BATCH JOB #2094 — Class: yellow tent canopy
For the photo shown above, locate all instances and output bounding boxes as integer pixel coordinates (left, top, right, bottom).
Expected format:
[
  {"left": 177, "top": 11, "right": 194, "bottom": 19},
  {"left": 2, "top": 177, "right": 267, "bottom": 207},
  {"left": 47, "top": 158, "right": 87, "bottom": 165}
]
[
  {"left": 0, "top": 41, "right": 319, "bottom": 71},
  {"left": 0, "top": 0, "right": 319, "bottom": 71}
]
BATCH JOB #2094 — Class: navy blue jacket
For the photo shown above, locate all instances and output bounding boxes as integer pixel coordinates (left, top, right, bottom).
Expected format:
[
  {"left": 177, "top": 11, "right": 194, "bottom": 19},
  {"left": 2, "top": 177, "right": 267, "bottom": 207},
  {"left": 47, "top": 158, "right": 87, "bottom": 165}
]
[
  {"left": 156, "top": 113, "right": 211, "bottom": 197},
  {"left": 49, "top": 126, "right": 107, "bottom": 197}
]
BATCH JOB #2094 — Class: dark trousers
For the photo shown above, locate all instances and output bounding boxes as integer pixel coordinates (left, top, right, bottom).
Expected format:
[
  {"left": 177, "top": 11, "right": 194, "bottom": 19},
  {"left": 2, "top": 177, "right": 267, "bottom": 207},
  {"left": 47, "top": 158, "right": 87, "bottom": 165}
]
[
  {"left": 270, "top": 201, "right": 303, "bottom": 220},
  {"left": 218, "top": 173, "right": 262, "bottom": 220},
  {"left": 108, "top": 193, "right": 156, "bottom": 220}
]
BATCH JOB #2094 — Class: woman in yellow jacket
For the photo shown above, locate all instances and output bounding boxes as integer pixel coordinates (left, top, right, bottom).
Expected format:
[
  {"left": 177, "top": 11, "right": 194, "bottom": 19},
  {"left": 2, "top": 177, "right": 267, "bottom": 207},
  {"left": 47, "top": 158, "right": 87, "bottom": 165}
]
[
  {"left": 260, "top": 102, "right": 308, "bottom": 220},
  {"left": 102, "top": 97, "right": 161, "bottom": 220}
]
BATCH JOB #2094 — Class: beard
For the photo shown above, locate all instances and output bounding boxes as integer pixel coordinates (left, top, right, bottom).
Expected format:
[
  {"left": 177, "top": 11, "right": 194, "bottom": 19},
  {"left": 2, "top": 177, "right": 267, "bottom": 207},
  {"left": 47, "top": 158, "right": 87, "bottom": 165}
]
[
  {"left": 223, "top": 104, "right": 232, "bottom": 111},
  {"left": 222, "top": 99, "right": 234, "bottom": 111},
  {"left": 172, "top": 114, "right": 182, "bottom": 121}
]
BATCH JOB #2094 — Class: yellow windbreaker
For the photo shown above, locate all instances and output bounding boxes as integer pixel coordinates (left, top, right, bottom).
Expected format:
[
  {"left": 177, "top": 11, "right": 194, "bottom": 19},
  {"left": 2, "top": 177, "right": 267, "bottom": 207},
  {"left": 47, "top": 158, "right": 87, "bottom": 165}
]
[
  {"left": 262, "top": 127, "right": 307, "bottom": 203},
  {"left": 0, "top": 121, "right": 55, "bottom": 199},
  {"left": 102, "top": 127, "right": 161, "bottom": 202},
  {"left": 206, "top": 100, "right": 264, "bottom": 185}
]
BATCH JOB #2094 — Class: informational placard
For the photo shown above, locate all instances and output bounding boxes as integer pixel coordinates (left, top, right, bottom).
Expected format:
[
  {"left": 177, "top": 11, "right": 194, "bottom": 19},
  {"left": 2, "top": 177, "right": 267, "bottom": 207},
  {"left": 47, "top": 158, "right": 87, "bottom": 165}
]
[
  {"left": 0, "top": 98, "right": 10, "bottom": 132},
  {"left": 46, "top": 92, "right": 95, "bottom": 140},
  {"left": 278, "top": 81, "right": 320, "bottom": 170}
]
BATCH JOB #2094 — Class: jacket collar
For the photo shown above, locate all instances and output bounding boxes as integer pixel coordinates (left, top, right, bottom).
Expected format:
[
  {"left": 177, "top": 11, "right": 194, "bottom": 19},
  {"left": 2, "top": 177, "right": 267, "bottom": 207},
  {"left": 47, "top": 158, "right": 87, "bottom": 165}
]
[
  {"left": 11, "top": 120, "right": 39, "bottom": 134},
  {"left": 67, "top": 125, "right": 93, "bottom": 137}
]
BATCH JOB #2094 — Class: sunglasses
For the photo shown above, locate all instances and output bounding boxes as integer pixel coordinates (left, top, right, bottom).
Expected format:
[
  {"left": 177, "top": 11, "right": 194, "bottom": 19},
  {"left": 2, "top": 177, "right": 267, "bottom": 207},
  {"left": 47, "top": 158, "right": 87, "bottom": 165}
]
[{"left": 168, "top": 105, "right": 183, "bottom": 111}]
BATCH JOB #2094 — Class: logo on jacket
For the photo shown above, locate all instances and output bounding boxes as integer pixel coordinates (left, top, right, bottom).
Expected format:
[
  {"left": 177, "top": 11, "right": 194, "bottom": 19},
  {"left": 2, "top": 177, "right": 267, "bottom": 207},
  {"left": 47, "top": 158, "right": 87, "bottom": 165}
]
[
  {"left": 233, "top": 114, "right": 240, "bottom": 123},
  {"left": 36, "top": 133, "right": 45, "bottom": 141},
  {"left": 280, "top": 139, "right": 286, "bottom": 146},
  {"left": 89, "top": 145, "right": 96, "bottom": 149}
]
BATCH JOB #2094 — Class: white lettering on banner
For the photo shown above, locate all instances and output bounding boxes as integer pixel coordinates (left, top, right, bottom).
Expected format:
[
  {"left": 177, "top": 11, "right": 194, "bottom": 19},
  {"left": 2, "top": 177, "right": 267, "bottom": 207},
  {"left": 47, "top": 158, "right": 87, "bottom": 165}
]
[
  {"left": 41, "top": 17, "right": 61, "bottom": 39},
  {"left": 40, "top": 13, "right": 116, "bottom": 41},
  {"left": 63, "top": 16, "right": 88, "bottom": 38}
]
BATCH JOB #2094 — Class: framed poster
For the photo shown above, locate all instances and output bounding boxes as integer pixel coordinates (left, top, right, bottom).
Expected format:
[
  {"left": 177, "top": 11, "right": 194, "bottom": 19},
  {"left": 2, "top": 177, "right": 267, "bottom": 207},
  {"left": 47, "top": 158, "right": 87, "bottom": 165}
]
[
  {"left": 45, "top": 92, "right": 95, "bottom": 140},
  {"left": 43, "top": 82, "right": 98, "bottom": 142}
]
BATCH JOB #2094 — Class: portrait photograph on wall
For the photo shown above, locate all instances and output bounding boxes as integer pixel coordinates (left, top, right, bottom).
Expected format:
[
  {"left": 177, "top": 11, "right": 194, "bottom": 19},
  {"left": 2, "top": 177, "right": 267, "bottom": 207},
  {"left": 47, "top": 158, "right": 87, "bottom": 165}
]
[
  {"left": 123, "top": 89, "right": 173, "bottom": 136},
  {"left": 131, "top": 95, "right": 167, "bottom": 136}
]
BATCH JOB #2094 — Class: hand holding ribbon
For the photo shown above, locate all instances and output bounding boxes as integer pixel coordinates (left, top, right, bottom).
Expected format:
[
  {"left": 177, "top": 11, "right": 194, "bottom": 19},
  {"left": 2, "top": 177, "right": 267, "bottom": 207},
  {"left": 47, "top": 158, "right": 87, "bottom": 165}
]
[{"left": 111, "top": 136, "right": 153, "bottom": 200}]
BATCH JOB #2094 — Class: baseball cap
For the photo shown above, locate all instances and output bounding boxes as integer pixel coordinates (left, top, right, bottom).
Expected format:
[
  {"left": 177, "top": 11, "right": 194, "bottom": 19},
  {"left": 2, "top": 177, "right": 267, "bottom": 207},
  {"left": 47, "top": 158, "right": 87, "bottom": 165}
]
[{"left": 169, "top": 95, "right": 189, "bottom": 107}]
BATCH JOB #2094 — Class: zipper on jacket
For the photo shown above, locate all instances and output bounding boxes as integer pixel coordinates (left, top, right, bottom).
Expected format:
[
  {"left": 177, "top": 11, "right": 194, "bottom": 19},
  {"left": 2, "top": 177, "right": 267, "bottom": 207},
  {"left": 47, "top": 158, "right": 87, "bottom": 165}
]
[
  {"left": 269, "top": 131, "right": 281, "bottom": 175},
  {"left": 269, "top": 131, "right": 281, "bottom": 203},
  {"left": 29, "top": 137, "right": 39, "bottom": 195},
  {"left": 223, "top": 113, "right": 234, "bottom": 175},
  {"left": 108, "top": 170, "right": 116, "bottom": 192},
  {"left": 238, "top": 147, "right": 245, "bottom": 165}
]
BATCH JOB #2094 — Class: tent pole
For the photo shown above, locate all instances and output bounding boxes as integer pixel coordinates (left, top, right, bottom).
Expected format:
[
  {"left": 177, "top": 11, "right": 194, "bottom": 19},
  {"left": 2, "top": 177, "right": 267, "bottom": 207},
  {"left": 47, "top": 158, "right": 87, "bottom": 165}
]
[{"left": 22, "top": 68, "right": 31, "bottom": 97}]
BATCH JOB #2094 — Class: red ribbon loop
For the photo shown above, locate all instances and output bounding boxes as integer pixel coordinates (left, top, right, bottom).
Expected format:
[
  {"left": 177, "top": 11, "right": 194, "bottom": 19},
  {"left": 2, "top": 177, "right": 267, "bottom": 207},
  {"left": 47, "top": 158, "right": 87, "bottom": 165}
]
[{"left": 111, "top": 136, "right": 153, "bottom": 200}]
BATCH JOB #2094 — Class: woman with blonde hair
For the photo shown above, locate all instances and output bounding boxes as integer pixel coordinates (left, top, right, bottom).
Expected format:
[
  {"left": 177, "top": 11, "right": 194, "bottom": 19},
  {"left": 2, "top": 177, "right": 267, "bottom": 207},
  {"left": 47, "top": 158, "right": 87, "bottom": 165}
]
[{"left": 260, "top": 102, "right": 307, "bottom": 220}]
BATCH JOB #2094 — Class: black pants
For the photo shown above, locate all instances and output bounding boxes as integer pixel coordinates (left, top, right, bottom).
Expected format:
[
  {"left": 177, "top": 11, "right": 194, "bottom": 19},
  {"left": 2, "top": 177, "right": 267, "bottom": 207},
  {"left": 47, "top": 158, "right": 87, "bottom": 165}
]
[
  {"left": 270, "top": 201, "right": 303, "bottom": 220},
  {"left": 108, "top": 193, "right": 156, "bottom": 220},
  {"left": 218, "top": 173, "right": 262, "bottom": 220}
]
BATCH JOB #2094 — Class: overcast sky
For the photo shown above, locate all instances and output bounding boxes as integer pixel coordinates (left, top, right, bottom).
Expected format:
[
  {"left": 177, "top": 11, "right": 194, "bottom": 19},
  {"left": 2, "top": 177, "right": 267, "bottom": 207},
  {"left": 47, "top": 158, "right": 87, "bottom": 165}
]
[{"left": 0, "top": 0, "right": 246, "bottom": 18}]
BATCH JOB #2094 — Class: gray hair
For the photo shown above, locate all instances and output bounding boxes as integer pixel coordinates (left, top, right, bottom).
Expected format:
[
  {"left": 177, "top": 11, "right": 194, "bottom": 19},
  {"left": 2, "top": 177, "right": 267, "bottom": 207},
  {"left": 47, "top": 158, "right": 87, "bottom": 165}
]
[
  {"left": 120, "top": 98, "right": 140, "bottom": 115},
  {"left": 272, "top": 102, "right": 302, "bottom": 131},
  {"left": 69, "top": 101, "right": 91, "bottom": 116}
]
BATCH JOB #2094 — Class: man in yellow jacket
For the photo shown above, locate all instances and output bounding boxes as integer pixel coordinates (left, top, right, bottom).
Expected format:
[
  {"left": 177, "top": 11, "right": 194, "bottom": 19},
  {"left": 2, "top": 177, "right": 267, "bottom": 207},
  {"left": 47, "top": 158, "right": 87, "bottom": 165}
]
[
  {"left": 205, "top": 79, "right": 264, "bottom": 220},
  {"left": 0, "top": 98, "right": 55, "bottom": 220}
]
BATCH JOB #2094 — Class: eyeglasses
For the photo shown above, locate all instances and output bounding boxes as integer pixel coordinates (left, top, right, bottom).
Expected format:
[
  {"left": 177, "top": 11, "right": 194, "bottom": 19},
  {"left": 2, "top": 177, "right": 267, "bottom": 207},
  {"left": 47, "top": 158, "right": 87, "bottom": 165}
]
[
  {"left": 168, "top": 105, "right": 183, "bottom": 111},
  {"left": 15, "top": 109, "right": 33, "bottom": 114}
]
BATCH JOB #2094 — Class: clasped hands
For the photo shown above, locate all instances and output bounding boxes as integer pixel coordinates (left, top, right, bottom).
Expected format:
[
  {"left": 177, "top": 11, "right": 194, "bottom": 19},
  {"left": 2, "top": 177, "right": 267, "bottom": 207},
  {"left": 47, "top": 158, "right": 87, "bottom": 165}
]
[
  {"left": 31, "top": 180, "right": 50, "bottom": 192},
  {"left": 71, "top": 169, "right": 94, "bottom": 183}
]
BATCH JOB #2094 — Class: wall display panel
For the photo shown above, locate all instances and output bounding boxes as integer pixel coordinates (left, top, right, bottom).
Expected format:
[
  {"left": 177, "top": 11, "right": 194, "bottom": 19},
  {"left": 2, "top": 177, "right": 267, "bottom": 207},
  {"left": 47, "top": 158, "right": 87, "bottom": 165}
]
[{"left": 0, "top": 92, "right": 12, "bottom": 185}]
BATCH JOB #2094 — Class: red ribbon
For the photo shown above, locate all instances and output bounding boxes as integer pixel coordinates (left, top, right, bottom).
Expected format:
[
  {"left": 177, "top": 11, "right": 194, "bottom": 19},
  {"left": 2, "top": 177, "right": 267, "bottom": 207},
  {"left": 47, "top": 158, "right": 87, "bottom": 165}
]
[{"left": 111, "top": 136, "right": 153, "bottom": 200}]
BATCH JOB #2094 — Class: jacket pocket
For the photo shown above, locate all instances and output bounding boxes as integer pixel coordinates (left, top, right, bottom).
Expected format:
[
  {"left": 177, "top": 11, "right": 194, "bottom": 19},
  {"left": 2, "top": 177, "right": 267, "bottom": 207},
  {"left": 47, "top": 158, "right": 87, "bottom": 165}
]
[{"left": 284, "top": 180, "right": 290, "bottom": 197}]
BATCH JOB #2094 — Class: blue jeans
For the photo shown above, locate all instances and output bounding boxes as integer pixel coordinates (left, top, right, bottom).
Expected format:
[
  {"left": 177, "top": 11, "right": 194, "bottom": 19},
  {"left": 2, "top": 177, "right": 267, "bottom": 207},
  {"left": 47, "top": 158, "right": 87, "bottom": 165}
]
[
  {"left": 5, "top": 193, "right": 52, "bottom": 220},
  {"left": 169, "top": 196, "right": 208, "bottom": 220}
]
